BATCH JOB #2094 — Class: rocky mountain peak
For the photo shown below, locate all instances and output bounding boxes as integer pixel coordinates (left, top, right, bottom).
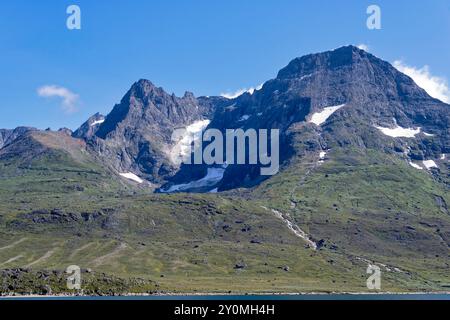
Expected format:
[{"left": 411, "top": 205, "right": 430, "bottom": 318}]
[
  {"left": 128, "top": 79, "right": 166, "bottom": 101},
  {"left": 95, "top": 79, "right": 213, "bottom": 140},
  {"left": 183, "top": 91, "right": 195, "bottom": 99},
  {"left": 65, "top": 46, "right": 449, "bottom": 190},
  {"left": 162, "top": 46, "right": 449, "bottom": 192},
  {"left": 78, "top": 79, "right": 220, "bottom": 183},
  {"left": 72, "top": 112, "right": 105, "bottom": 139},
  {"left": 277, "top": 45, "right": 376, "bottom": 79}
]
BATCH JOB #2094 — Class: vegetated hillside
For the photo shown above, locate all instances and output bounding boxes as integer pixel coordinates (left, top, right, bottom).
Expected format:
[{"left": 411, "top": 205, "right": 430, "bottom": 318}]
[
  {"left": 0, "top": 46, "right": 449, "bottom": 294},
  {"left": 0, "top": 141, "right": 448, "bottom": 293}
]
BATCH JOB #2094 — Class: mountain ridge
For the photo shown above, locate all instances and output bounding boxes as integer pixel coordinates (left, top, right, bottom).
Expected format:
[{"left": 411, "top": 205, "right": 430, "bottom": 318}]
[
  {"left": 160, "top": 45, "right": 449, "bottom": 191},
  {"left": 1, "top": 45, "right": 449, "bottom": 294},
  {"left": 2, "top": 45, "right": 448, "bottom": 191}
]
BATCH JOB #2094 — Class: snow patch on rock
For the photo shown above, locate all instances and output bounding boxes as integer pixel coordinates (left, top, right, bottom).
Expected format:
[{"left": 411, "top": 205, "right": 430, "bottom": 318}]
[
  {"left": 220, "top": 84, "right": 263, "bottom": 99},
  {"left": 318, "top": 151, "right": 327, "bottom": 164},
  {"left": 375, "top": 125, "right": 421, "bottom": 138},
  {"left": 300, "top": 73, "right": 313, "bottom": 81},
  {"left": 423, "top": 160, "right": 438, "bottom": 170},
  {"left": 170, "top": 120, "right": 210, "bottom": 165},
  {"left": 309, "top": 104, "right": 345, "bottom": 126},
  {"left": 91, "top": 119, "right": 105, "bottom": 126},
  {"left": 119, "top": 172, "right": 144, "bottom": 183},
  {"left": 162, "top": 165, "right": 227, "bottom": 193},
  {"left": 409, "top": 162, "right": 423, "bottom": 170}
]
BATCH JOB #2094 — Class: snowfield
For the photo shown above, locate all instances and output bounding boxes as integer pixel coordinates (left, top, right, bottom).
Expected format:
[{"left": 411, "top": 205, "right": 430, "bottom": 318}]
[
  {"left": 423, "top": 160, "right": 438, "bottom": 170},
  {"left": 318, "top": 151, "right": 327, "bottom": 164},
  {"left": 90, "top": 119, "right": 105, "bottom": 126},
  {"left": 119, "top": 172, "right": 144, "bottom": 183},
  {"left": 309, "top": 104, "right": 345, "bottom": 126},
  {"left": 170, "top": 119, "right": 210, "bottom": 164},
  {"left": 220, "top": 84, "right": 263, "bottom": 99},
  {"left": 162, "top": 165, "right": 227, "bottom": 193},
  {"left": 300, "top": 73, "right": 313, "bottom": 81},
  {"left": 409, "top": 162, "right": 423, "bottom": 170},
  {"left": 375, "top": 125, "right": 421, "bottom": 138}
]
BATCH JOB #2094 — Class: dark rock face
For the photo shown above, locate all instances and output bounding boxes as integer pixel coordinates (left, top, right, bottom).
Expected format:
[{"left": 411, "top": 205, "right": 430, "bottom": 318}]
[
  {"left": 58, "top": 128, "right": 73, "bottom": 136},
  {"left": 0, "top": 127, "right": 36, "bottom": 150},
  {"left": 262, "top": 45, "right": 449, "bottom": 151},
  {"left": 161, "top": 45, "right": 449, "bottom": 192},
  {"left": 0, "top": 132, "right": 48, "bottom": 165},
  {"left": 95, "top": 80, "right": 213, "bottom": 140},
  {"left": 72, "top": 112, "right": 105, "bottom": 139},
  {"left": 40, "top": 45, "right": 447, "bottom": 192},
  {"left": 83, "top": 79, "right": 227, "bottom": 183},
  {"left": 23, "top": 209, "right": 81, "bottom": 224},
  {"left": 234, "top": 262, "right": 247, "bottom": 269},
  {"left": 17, "top": 208, "right": 118, "bottom": 232}
]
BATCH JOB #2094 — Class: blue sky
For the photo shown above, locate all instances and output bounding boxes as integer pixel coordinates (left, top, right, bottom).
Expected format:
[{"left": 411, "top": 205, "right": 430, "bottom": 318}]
[{"left": 0, "top": 0, "right": 449, "bottom": 130}]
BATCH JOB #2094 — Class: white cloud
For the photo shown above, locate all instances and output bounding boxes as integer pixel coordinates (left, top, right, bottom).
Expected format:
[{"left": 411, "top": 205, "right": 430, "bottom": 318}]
[
  {"left": 37, "top": 85, "right": 80, "bottom": 113},
  {"left": 221, "top": 83, "right": 264, "bottom": 99},
  {"left": 357, "top": 44, "right": 369, "bottom": 51},
  {"left": 393, "top": 61, "right": 450, "bottom": 103}
]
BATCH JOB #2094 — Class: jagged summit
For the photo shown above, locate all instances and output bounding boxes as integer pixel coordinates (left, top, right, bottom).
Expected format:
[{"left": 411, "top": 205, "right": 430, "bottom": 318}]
[
  {"left": 0, "top": 126, "right": 37, "bottom": 150},
  {"left": 277, "top": 45, "right": 368, "bottom": 78},
  {"left": 162, "top": 45, "right": 449, "bottom": 191},
  {"left": 8, "top": 45, "right": 446, "bottom": 190},
  {"left": 129, "top": 79, "right": 167, "bottom": 100},
  {"left": 79, "top": 79, "right": 218, "bottom": 183},
  {"left": 72, "top": 112, "right": 105, "bottom": 139},
  {"left": 1, "top": 46, "right": 449, "bottom": 295},
  {"left": 95, "top": 79, "right": 213, "bottom": 139}
]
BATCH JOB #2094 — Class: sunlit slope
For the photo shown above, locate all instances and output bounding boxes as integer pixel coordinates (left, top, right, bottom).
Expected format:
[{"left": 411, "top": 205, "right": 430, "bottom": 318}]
[
  {"left": 0, "top": 131, "right": 449, "bottom": 293},
  {"left": 251, "top": 146, "right": 449, "bottom": 288}
]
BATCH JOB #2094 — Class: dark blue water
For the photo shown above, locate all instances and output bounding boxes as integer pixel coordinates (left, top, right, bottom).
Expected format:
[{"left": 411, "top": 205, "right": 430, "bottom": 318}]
[{"left": 2, "top": 294, "right": 449, "bottom": 300}]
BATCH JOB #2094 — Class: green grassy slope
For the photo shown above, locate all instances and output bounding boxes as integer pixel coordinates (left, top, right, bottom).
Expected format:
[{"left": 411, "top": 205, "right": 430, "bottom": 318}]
[
  {"left": 0, "top": 137, "right": 449, "bottom": 294},
  {"left": 252, "top": 147, "right": 450, "bottom": 291}
]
